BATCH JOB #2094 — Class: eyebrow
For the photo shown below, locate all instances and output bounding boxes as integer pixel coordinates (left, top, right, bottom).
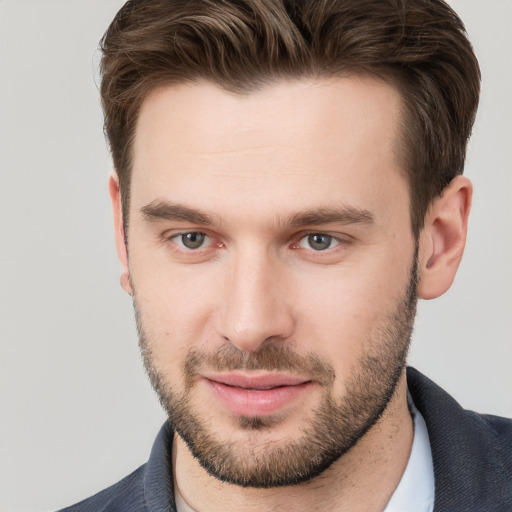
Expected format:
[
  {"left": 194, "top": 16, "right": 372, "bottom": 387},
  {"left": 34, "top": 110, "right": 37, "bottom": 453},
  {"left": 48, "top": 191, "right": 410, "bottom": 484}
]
[
  {"left": 140, "top": 200, "right": 374, "bottom": 228},
  {"left": 287, "top": 206, "right": 375, "bottom": 227},
  {"left": 141, "top": 200, "right": 216, "bottom": 225}
]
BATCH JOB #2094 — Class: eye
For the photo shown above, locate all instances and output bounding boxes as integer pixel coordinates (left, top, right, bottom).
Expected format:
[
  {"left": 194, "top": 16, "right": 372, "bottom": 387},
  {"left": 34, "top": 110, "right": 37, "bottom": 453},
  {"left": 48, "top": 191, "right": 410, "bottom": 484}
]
[
  {"left": 173, "top": 232, "right": 209, "bottom": 250},
  {"left": 299, "top": 233, "right": 339, "bottom": 251}
]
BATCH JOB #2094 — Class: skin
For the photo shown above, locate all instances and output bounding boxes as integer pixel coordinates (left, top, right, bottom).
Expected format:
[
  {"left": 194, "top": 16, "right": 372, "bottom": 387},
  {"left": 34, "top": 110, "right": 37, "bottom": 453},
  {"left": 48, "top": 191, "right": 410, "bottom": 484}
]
[{"left": 110, "top": 76, "right": 472, "bottom": 511}]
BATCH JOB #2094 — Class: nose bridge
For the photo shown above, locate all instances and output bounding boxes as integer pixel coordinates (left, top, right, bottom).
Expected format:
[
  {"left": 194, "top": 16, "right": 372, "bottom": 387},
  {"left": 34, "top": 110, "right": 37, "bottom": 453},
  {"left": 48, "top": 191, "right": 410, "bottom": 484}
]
[{"left": 218, "top": 244, "right": 293, "bottom": 351}]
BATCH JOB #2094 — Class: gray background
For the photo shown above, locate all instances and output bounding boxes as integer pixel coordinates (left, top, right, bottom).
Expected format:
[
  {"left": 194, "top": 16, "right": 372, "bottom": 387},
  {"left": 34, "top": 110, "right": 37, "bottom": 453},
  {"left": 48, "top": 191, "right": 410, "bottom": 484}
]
[{"left": 0, "top": 1, "right": 510, "bottom": 511}]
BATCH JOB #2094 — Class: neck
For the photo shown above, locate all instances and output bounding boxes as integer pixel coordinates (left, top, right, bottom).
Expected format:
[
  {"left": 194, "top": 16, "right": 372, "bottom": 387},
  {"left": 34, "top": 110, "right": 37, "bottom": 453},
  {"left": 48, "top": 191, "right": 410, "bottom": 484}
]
[{"left": 173, "top": 372, "right": 413, "bottom": 512}]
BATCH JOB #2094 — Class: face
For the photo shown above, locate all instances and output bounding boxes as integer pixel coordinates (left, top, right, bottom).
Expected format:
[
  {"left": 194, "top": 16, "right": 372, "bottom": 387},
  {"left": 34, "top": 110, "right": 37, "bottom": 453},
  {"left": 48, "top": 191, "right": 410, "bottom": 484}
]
[{"left": 123, "top": 77, "right": 418, "bottom": 487}]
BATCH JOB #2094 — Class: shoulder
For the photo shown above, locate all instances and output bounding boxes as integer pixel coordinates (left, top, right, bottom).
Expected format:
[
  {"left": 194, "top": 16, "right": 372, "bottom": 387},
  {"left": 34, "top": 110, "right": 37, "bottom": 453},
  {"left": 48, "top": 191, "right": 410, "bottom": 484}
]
[
  {"left": 57, "top": 422, "right": 176, "bottom": 512},
  {"left": 57, "top": 464, "right": 148, "bottom": 512},
  {"left": 478, "top": 412, "right": 512, "bottom": 440},
  {"left": 472, "top": 411, "right": 512, "bottom": 463}
]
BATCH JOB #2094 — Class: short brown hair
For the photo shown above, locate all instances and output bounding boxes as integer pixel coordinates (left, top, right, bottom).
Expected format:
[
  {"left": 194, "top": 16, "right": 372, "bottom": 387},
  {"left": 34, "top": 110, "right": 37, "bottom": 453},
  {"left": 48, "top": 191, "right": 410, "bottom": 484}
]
[{"left": 100, "top": 0, "right": 480, "bottom": 236}]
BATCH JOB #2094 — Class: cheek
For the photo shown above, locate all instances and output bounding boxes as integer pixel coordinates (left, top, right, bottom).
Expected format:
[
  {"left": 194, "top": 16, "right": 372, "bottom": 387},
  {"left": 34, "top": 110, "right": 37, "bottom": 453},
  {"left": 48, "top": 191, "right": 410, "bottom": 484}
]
[
  {"left": 130, "top": 257, "right": 222, "bottom": 372},
  {"left": 292, "top": 257, "right": 412, "bottom": 374},
  {"left": 293, "top": 277, "right": 380, "bottom": 362}
]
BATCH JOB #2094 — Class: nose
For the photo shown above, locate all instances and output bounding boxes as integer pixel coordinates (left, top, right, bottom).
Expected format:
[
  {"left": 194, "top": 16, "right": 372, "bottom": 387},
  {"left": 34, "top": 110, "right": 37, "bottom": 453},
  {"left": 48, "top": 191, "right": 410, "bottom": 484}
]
[{"left": 217, "top": 249, "right": 294, "bottom": 352}]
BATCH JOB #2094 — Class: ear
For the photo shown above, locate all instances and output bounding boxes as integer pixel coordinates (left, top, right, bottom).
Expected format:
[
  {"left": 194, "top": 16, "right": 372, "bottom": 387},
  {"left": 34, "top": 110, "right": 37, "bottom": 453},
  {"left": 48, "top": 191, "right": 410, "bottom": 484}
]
[
  {"left": 418, "top": 176, "right": 472, "bottom": 300},
  {"left": 108, "top": 172, "right": 133, "bottom": 295}
]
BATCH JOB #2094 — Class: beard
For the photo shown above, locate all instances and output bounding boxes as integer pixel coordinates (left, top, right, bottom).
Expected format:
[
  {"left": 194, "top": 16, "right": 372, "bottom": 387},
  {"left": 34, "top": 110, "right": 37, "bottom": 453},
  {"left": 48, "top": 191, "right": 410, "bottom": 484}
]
[{"left": 135, "top": 251, "right": 418, "bottom": 488}]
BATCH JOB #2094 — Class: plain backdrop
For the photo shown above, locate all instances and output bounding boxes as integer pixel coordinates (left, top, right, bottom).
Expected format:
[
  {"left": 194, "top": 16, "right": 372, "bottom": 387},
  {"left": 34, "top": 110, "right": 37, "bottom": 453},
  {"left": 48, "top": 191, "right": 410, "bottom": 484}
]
[{"left": 0, "top": 1, "right": 510, "bottom": 511}]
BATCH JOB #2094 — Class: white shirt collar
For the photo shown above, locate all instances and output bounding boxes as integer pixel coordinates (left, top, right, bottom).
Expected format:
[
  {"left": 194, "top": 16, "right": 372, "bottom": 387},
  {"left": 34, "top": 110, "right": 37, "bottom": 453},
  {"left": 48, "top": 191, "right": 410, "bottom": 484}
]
[{"left": 383, "top": 393, "right": 435, "bottom": 512}]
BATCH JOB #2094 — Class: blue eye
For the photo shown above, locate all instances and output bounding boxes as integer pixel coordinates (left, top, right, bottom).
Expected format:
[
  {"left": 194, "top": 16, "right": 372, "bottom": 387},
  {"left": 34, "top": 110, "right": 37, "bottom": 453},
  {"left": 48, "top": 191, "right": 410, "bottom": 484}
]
[
  {"left": 175, "top": 232, "right": 208, "bottom": 249},
  {"left": 299, "top": 234, "right": 338, "bottom": 251}
]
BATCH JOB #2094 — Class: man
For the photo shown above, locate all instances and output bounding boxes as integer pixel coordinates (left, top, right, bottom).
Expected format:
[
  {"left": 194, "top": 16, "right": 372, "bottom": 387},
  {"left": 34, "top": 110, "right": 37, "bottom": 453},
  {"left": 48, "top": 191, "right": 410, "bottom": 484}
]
[{"left": 60, "top": 0, "right": 512, "bottom": 511}]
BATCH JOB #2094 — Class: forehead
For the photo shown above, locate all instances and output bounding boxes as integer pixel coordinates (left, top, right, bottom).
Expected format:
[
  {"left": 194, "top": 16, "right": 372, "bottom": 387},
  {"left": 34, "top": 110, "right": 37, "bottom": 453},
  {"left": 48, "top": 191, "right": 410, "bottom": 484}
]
[
  {"left": 131, "top": 77, "right": 407, "bottom": 226},
  {"left": 134, "top": 76, "right": 402, "bottom": 159}
]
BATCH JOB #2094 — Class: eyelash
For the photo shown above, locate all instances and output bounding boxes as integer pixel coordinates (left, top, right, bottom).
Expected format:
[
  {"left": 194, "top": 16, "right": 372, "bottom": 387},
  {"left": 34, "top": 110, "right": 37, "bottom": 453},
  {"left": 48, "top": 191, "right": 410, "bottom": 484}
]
[
  {"left": 294, "top": 233, "right": 341, "bottom": 251},
  {"left": 168, "top": 231, "right": 217, "bottom": 251},
  {"left": 166, "top": 230, "right": 351, "bottom": 255}
]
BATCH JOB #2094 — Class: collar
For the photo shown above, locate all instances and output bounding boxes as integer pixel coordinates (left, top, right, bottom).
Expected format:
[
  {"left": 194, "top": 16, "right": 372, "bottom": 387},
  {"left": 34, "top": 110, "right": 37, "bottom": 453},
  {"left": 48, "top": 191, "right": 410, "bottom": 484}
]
[
  {"left": 383, "top": 392, "right": 435, "bottom": 512},
  {"left": 406, "top": 366, "right": 512, "bottom": 511}
]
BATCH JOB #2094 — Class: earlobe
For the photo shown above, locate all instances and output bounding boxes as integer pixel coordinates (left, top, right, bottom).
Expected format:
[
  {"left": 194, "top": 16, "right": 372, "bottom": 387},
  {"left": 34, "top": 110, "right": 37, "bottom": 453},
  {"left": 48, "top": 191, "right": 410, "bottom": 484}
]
[
  {"left": 418, "top": 176, "right": 472, "bottom": 300},
  {"left": 120, "top": 272, "right": 133, "bottom": 296},
  {"left": 108, "top": 172, "right": 132, "bottom": 295}
]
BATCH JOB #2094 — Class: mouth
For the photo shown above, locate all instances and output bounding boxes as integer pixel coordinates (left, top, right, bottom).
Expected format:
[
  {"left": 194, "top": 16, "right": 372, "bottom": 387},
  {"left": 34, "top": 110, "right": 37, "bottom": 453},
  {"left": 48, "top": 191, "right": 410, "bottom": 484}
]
[{"left": 202, "top": 372, "right": 314, "bottom": 417}]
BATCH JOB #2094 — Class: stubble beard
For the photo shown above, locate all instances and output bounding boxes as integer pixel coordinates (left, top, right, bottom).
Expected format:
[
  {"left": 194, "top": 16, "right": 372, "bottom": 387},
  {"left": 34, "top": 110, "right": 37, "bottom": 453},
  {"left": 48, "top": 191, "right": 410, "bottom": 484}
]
[{"left": 135, "top": 252, "right": 418, "bottom": 488}]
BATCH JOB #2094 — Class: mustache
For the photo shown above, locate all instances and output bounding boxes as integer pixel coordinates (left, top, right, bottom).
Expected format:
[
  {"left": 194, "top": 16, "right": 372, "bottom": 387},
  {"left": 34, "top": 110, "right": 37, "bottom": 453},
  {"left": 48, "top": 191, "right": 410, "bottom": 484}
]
[{"left": 183, "top": 343, "right": 335, "bottom": 387}]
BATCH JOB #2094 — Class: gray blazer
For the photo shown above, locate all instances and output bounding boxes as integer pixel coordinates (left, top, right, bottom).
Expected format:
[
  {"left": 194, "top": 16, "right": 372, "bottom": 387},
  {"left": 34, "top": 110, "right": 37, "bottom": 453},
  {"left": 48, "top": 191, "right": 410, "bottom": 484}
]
[{"left": 59, "top": 367, "right": 512, "bottom": 512}]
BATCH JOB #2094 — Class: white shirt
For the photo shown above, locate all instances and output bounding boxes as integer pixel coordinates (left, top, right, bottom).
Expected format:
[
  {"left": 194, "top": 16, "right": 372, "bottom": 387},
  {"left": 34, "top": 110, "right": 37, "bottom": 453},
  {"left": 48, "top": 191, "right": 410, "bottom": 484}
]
[{"left": 383, "top": 396, "right": 435, "bottom": 512}]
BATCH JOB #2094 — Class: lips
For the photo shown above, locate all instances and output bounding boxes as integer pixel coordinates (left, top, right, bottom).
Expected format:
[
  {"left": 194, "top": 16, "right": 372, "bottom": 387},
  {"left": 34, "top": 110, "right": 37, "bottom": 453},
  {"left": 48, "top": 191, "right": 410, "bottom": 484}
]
[{"left": 203, "top": 372, "right": 313, "bottom": 417}]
